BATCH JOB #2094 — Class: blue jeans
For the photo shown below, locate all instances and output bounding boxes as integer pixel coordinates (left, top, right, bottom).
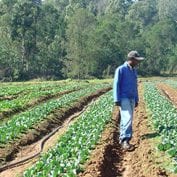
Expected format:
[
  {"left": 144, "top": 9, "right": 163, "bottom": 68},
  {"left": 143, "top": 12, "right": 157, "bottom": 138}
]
[{"left": 119, "top": 98, "right": 135, "bottom": 143}]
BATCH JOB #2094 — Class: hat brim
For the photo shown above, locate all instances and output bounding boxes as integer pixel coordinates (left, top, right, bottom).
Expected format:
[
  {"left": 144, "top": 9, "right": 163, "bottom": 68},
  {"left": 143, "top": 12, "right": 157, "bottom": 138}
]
[{"left": 133, "top": 57, "right": 144, "bottom": 61}]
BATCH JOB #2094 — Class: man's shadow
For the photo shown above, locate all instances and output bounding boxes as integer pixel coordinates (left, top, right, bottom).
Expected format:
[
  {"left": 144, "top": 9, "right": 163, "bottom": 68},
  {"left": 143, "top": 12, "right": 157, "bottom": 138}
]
[{"left": 141, "top": 132, "right": 159, "bottom": 140}]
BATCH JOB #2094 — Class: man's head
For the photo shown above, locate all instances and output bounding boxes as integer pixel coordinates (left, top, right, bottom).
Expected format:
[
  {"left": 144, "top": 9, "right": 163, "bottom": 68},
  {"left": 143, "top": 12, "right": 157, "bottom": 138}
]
[{"left": 127, "top": 50, "right": 144, "bottom": 67}]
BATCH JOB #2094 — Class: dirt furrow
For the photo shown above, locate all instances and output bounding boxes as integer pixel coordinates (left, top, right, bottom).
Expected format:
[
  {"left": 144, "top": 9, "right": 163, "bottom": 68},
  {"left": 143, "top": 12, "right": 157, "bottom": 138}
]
[
  {"left": 157, "top": 83, "right": 177, "bottom": 107},
  {"left": 79, "top": 83, "right": 177, "bottom": 177},
  {"left": 79, "top": 106, "right": 123, "bottom": 177},
  {"left": 0, "top": 87, "right": 111, "bottom": 167},
  {"left": 121, "top": 84, "right": 167, "bottom": 177},
  {"left": 0, "top": 106, "right": 89, "bottom": 177},
  {"left": 2, "top": 83, "right": 177, "bottom": 177}
]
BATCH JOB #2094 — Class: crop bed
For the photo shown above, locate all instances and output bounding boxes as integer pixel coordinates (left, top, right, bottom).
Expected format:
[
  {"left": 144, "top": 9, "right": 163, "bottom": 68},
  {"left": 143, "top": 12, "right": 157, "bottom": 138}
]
[
  {"left": 144, "top": 82, "right": 177, "bottom": 173},
  {"left": 0, "top": 82, "right": 88, "bottom": 120},
  {"left": 1, "top": 79, "right": 177, "bottom": 177},
  {"left": 0, "top": 81, "right": 111, "bottom": 168},
  {"left": 23, "top": 91, "right": 113, "bottom": 176}
]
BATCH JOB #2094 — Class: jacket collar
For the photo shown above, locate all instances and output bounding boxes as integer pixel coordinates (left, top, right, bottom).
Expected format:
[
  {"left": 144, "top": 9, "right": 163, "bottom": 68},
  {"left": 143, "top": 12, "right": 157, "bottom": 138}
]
[{"left": 124, "top": 61, "right": 133, "bottom": 69}]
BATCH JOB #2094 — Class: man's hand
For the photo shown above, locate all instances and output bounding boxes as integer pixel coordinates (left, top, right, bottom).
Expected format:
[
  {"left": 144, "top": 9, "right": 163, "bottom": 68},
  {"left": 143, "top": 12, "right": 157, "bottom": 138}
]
[
  {"left": 135, "top": 102, "right": 138, "bottom": 107},
  {"left": 115, "top": 101, "right": 121, "bottom": 106}
]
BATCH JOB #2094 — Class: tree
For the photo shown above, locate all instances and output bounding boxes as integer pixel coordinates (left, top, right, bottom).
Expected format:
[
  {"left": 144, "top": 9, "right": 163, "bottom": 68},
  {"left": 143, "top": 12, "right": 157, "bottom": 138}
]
[
  {"left": 64, "top": 8, "right": 96, "bottom": 79},
  {"left": 1, "top": 0, "right": 177, "bottom": 80},
  {"left": 142, "top": 20, "right": 177, "bottom": 75},
  {"left": 10, "top": 0, "right": 41, "bottom": 79},
  {"left": 168, "top": 45, "right": 177, "bottom": 74},
  {"left": 0, "top": 0, "right": 21, "bottom": 80},
  {"left": 36, "top": 3, "right": 65, "bottom": 79},
  {"left": 0, "top": 0, "right": 18, "bottom": 13},
  {"left": 157, "top": 0, "right": 177, "bottom": 21},
  {"left": 91, "top": 15, "right": 142, "bottom": 77},
  {"left": 0, "top": 27, "right": 21, "bottom": 80},
  {"left": 106, "top": 0, "right": 134, "bottom": 19},
  {"left": 126, "top": 0, "right": 158, "bottom": 28}
]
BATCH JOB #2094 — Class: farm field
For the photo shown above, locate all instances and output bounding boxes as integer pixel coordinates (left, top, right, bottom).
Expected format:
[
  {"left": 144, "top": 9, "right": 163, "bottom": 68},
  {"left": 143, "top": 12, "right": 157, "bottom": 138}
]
[{"left": 0, "top": 78, "right": 177, "bottom": 177}]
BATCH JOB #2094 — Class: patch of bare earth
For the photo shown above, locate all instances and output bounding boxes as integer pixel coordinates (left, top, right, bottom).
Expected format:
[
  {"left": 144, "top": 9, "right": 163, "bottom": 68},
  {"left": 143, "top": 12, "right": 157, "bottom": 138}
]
[
  {"left": 79, "top": 106, "right": 123, "bottom": 177},
  {"left": 157, "top": 83, "right": 177, "bottom": 107},
  {"left": 121, "top": 84, "right": 170, "bottom": 177},
  {"left": 79, "top": 83, "right": 177, "bottom": 177}
]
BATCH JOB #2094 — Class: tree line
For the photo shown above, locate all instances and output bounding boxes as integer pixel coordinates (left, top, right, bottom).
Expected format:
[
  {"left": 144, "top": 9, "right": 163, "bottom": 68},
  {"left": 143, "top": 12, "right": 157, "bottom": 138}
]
[{"left": 0, "top": 0, "right": 177, "bottom": 81}]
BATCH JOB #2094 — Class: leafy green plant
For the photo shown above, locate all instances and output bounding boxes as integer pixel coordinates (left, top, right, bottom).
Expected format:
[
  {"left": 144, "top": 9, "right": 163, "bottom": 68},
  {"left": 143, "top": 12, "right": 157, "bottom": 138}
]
[
  {"left": 0, "top": 82, "right": 85, "bottom": 113},
  {"left": 23, "top": 91, "right": 113, "bottom": 177},
  {"left": 0, "top": 83, "right": 109, "bottom": 144},
  {"left": 144, "top": 82, "right": 177, "bottom": 171}
]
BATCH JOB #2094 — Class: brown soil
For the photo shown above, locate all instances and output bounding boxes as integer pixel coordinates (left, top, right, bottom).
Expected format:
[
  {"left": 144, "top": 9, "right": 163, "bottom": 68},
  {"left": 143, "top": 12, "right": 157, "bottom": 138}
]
[
  {"left": 157, "top": 83, "right": 177, "bottom": 107},
  {"left": 120, "top": 85, "right": 168, "bottom": 177},
  {"left": 0, "top": 95, "right": 18, "bottom": 101},
  {"left": 79, "top": 106, "right": 123, "bottom": 177},
  {"left": 0, "top": 87, "right": 111, "bottom": 167},
  {"left": 79, "top": 83, "right": 177, "bottom": 177}
]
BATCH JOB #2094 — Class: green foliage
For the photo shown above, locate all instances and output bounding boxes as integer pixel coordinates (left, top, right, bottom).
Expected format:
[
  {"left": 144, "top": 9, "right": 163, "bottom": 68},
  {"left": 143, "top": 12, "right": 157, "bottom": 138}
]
[
  {"left": 126, "top": 0, "right": 158, "bottom": 27},
  {"left": 167, "top": 148, "right": 177, "bottom": 158},
  {"left": 144, "top": 82, "right": 177, "bottom": 171},
  {"left": 158, "top": 143, "right": 173, "bottom": 151},
  {"left": 141, "top": 19, "right": 177, "bottom": 75},
  {"left": 157, "top": 0, "right": 177, "bottom": 21},
  {"left": 0, "top": 83, "right": 109, "bottom": 144},
  {"left": 64, "top": 8, "right": 96, "bottom": 79},
  {"left": 106, "top": 0, "right": 134, "bottom": 19},
  {"left": 23, "top": 91, "right": 113, "bottom": 177},
  {"left": 1, "top": 0, "right": 177, "bottom": 80},
  {"left": 0, "top": 82, "right": 83, "bottom": 114}
]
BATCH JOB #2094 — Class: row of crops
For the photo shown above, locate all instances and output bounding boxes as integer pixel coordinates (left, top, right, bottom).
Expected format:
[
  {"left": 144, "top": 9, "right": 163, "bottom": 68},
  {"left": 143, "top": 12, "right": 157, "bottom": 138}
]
[
  {"left": 164, "top": 79, "right": 177, "bottom": 89},
  {"left": 0, "top": 81, "right": 111, "bottom": 122},
  {"left": 0, "top": 83, "right": 110, "bottom": 144},
  {"left": 144, "top": 82, "right": 177, "bottom": 173},
  {"left": 0, "top": 81, "right": 66, "bottom": 97},
  {"left": 0, "top": 83, "right": 83, "bottom": 115},
  {"left": 23, "top": 91, "right": 113, "bottom": 177}
]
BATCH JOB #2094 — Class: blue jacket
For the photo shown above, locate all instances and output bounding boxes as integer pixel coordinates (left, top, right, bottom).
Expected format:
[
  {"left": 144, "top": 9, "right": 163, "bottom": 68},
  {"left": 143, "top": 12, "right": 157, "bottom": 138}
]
[{"left": 113, "top": 62, "right": 139, "bottom": 103}]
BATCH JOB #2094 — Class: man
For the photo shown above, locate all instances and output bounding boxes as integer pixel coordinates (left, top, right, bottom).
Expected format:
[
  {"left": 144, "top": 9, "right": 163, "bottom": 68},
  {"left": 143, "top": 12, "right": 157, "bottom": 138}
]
[{"left": 113, "top": 50, "right": 144, "bottom": 151}]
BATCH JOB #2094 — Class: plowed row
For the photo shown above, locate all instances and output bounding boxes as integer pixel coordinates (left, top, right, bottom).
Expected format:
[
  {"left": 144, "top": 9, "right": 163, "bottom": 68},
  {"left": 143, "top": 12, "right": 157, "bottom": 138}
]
[
  {"left": 0, "top": 87, "right": 111, "bottom": 167},
  {"left": 79, "top": 82, "right": 177, "bottom": 177},
  {"left": 1, "top": 81, "right": 177, "bottom": 177}
]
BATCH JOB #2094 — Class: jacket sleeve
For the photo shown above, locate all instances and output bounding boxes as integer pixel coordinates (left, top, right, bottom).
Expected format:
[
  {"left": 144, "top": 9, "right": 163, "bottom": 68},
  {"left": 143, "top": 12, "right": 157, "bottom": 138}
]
[{"left": 113, "top": 67, "right": 122, "bottom": 102}]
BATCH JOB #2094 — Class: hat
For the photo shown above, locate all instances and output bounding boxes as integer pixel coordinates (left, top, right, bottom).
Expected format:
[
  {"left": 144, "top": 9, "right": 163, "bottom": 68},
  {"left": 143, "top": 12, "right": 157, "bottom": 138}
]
[{"left": 127, "top": 51, "right": 144, "bottom": 61}]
